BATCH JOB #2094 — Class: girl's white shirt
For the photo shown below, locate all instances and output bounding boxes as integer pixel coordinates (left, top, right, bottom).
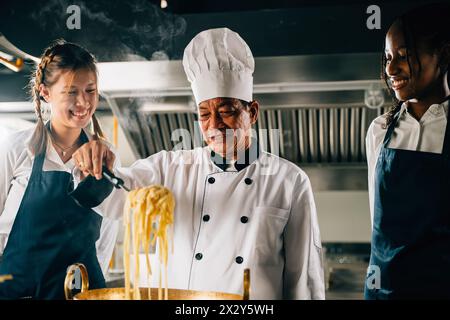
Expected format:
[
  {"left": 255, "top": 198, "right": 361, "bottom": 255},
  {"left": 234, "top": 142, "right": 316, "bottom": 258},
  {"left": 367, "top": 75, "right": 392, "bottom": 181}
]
[{"left": 0, "top": 125, "right": 119, "bottom": 275}]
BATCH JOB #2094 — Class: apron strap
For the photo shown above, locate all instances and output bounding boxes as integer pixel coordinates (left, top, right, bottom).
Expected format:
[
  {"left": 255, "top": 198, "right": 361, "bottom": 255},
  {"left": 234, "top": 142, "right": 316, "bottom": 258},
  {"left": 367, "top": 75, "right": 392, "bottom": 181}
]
[
  {"left": 79, "top": 129, "right": 89, "bottom": 144},
  {"left": 30, "top": 152, "right": 46, "bottom": 182},
  {"left": 382, "top": 105, "right": 403, "bottom": 148},
  {"left": 29, "top": 123, "right": 50, "bottom": 181}
]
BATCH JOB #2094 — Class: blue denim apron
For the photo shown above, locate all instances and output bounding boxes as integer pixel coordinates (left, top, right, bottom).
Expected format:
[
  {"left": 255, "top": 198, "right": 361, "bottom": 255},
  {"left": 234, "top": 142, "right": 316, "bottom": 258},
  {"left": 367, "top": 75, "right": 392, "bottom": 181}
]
[
  {"left": 365, "top": 103, "right": 450, "bottom": 299},
  {"left": 0, "top": 130, "right": 105, "bottom": 299}
]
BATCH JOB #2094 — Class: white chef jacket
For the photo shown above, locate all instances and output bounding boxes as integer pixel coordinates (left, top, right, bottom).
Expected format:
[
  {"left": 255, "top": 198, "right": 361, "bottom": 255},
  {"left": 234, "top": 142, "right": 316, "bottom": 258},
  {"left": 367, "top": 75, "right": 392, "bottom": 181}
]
[
  {"left": 93, "top": 145, "right": 325, "bottom": 299},
  {"left": 0, "top": 126, "right": 119, "bottom": 275},
  {"left": 366, "top": 100, "right": 449, "bottom": 226}
]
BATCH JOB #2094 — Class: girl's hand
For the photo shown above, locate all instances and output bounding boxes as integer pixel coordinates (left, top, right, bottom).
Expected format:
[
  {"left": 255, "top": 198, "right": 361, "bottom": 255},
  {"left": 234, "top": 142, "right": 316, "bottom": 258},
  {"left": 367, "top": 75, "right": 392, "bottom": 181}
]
[{"left": 72, "top": 140, "right": 115, "bottom": 180}]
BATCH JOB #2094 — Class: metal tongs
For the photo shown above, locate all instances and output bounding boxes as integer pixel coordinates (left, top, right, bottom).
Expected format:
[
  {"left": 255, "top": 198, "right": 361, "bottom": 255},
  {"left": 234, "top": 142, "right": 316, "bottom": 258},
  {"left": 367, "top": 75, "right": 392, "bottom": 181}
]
[{"left": 101, "top": 166, "right": 131, "bottom": 192}]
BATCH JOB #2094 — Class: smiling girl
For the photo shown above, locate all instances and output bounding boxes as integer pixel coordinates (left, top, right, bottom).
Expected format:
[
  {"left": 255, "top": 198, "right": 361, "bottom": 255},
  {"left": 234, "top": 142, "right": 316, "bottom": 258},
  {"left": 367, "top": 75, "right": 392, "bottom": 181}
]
[
  {"left": 0, "top": 40, "right": 118, "bottom": 299},
  {"left": 365, "top": 3, "right": 450, "bottom": 299}
]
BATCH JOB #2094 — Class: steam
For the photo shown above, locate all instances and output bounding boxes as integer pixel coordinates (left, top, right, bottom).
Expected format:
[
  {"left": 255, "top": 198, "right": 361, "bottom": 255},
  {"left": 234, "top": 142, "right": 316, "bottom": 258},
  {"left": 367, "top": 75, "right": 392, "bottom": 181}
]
[
  {"left": 28, "top": 0, "right": 190, "bottom": 157},
  {"left": 30, "top": 0, "right": 187, "bottom": 62}
]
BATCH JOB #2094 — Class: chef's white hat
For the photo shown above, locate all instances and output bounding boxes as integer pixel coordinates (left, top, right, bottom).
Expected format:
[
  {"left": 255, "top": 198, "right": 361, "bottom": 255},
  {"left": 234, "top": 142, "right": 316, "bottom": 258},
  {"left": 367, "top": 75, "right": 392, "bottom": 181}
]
[{"left": 182, "top": 28, "right": 255, "bottom": 106}]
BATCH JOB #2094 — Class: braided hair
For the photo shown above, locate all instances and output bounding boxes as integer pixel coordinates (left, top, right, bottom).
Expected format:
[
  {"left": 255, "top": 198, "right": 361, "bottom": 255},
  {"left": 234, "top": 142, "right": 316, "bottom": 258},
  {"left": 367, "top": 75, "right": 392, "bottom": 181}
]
[
  {"left": 382, "top": 3, "right": 450, "bottom": 128},
  {"left": 28, "top": 39, "right": 105, "bottom": 155}
]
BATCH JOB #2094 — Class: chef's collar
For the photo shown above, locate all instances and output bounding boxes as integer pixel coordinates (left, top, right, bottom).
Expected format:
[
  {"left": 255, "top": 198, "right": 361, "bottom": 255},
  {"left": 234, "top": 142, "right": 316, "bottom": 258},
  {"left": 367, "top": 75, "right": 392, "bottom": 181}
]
[
  {"left": 401, "top": 99, "right": 449, "bottom": 118},
  {"left": 210, "top": 137, "right": 260, "bottom": 172}
]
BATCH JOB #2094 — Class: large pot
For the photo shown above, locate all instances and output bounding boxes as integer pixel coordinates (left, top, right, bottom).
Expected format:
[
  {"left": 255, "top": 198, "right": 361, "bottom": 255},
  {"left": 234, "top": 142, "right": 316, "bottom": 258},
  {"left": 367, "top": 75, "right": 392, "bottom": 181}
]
[{"left": 64, "top": 263, "right": 250, "bottom": 300}]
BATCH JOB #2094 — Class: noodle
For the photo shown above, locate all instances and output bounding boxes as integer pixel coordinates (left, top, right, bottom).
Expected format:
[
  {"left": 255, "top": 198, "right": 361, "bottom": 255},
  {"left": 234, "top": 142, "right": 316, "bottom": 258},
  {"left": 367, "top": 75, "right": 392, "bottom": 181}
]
[{"left": 122, "top": 185, "right": 175, "bottom": 300}]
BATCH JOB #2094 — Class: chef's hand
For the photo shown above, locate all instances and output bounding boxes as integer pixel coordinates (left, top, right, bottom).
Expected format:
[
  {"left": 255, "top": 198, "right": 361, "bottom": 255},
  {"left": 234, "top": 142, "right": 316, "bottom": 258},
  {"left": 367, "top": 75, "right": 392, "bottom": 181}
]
[{"left": 72, "top": 139, "right": 115, "bottom": 180}]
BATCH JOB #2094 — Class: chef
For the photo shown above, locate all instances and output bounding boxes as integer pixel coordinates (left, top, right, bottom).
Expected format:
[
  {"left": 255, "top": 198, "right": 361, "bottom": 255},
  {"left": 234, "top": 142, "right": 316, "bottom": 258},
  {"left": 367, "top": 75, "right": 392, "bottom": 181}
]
[{"left": 72, "top": 28, "right": 325, "bottom": 299}]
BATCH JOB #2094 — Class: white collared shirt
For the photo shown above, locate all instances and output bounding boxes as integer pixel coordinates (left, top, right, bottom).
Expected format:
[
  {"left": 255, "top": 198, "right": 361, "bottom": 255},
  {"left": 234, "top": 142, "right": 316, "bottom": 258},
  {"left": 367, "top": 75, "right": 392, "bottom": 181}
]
[
  {"left": 0, "top": 126, "right": 119, "bottom": 275},
  {"left": 366, "top": 100, "right": 449, "bottom": 226}
]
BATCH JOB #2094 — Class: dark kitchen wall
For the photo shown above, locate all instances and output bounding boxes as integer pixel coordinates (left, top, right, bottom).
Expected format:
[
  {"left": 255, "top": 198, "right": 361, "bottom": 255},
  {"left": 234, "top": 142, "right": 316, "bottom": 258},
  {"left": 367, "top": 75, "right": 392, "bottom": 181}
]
[
  {"left": 0, "top": 0, "right": 442, "bottom": 102},
  {"left": 0, "top": 0, "right": 438, "bottom": 59}
]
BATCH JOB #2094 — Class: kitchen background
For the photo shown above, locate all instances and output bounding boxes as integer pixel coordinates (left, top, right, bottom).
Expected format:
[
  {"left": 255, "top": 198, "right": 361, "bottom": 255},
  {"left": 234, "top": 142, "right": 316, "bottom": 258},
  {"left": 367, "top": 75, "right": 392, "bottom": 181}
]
[{"left": 0, "top": 0, "right": 435, "bottom": 299}]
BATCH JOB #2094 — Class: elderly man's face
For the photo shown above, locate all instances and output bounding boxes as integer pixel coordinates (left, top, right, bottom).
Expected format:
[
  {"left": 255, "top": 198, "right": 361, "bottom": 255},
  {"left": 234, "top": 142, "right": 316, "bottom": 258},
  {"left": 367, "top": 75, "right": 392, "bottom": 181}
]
[{"left": 198, "top": 97, "right": 259, "bottom": 157}]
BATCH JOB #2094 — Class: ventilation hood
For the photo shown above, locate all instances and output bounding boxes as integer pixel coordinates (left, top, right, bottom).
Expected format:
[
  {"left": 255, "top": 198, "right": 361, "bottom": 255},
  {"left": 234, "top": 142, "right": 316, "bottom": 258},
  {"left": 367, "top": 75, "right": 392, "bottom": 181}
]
[{"left": 97, "top": 53, "right": 389, "bottom": 176}]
